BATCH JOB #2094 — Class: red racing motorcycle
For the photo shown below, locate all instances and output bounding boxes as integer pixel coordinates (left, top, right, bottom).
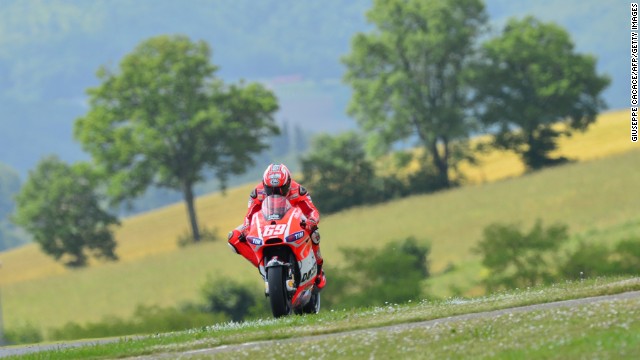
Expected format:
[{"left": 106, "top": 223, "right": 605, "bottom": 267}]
[{"left": 246, "top": 194, "right": 321, "bottom": 317}]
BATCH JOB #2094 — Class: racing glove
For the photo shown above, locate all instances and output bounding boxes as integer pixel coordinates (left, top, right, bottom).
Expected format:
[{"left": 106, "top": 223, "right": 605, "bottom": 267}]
[{"left": 304, "top": 218, "right": 318, "bottom": 232}]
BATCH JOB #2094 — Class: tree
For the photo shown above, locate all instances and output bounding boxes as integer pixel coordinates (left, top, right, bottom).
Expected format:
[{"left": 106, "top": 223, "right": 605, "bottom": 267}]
[
  {"left": 474, "top": 220, "right": 569, "bottom": 292},
  {"left": 323, "top": 237, "right": 431, "bottom": 309},
  {"left": 342, "top": 0, "right": 488, "bottom": 188},
  {"left": 300, "top": 132, "right": 380, "bottom": 214},
  {"left": 0, "top": 162, "right": 28, "bottom": 251},
  {"left": 612, "top": 238, "right": 640, "bottom": 274},
  {"left": 13, "top": 156, "right": 119, "bottom": 267},
  {"left": 272, "top": 119, "right": 290, "bottom": 158},
  {"left": 558, "top": 241, "right": 614, "bottom": 280},
  {"left": 74, "top": 35, "right": 279, "bottom": 242},
  {"left": 0, "top": 162, "right": 21, "bottom": 218},
  {"left": 200, "top": 277, "right": 259, "bottom": 322},
  {"left": 292, "top": 124, "right": 309, "bottom": 154},
  {"left": 558, "top": 237, "right": 640, "bottom": 280},
  {"left": 472, "top": 16, "right": 610, "bottom": 169}
]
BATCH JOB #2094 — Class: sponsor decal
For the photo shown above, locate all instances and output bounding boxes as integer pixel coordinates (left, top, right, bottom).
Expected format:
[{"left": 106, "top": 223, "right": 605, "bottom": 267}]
[
  {"left": 301, "top": 267, "right": 317, "bottom": 283},
  {"left": 247, "top": 237, "right": 263, "bottom": 245},
  {"left": 285, "top": 231, "right": 305, "bottom": 242}
]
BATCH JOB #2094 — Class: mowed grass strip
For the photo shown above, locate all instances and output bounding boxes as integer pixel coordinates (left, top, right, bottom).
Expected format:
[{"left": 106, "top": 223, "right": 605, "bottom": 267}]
[
  {"left": 210, "top": 296, "right": 640, "bottom": 360},
  {"left": 0, "top": 109, "right": 638, "bottom": 331},
  {"left": 11, "top": 277, "right": 640, "bottom": 360}
]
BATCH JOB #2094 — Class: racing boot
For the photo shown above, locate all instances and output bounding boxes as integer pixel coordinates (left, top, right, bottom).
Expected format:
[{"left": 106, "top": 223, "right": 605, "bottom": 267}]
[
  {"left": 312, "top": 232, "right": 326, "bottom": 292},
  {"left": 227, "top": 228, "right": 259, "bottom": 267},
  {"left": 315, "top": 262, "right": 326, "bottom": 292}
]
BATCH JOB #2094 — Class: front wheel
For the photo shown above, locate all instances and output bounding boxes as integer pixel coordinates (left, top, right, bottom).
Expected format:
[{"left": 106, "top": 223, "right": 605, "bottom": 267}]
[{"left": 268, "top": 266, "right": 291, "bottom": 317}]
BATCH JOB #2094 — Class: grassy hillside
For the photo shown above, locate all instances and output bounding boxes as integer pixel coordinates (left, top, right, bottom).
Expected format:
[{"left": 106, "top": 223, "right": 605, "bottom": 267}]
[
  {"left": 10, "top": 277, "right": 640, "bottom": 359},
  {"left": 0, "top": 109, "right": 638, "bottom": 332}
]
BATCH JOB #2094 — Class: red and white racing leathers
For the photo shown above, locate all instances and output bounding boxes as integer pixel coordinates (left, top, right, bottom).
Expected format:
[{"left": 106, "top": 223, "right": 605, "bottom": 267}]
[{"left": 228, "top": 180, "right": 324, "bottom": 272}]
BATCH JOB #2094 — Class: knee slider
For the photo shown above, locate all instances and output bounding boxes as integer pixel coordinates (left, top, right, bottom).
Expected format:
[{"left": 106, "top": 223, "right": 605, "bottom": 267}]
[
  {"left": 227, "top": 231, "right": 237, "bottom": 246},
  {"left": 311, "top": 230, "right": 321, "bottom": 245},
  {"left": 228, "top": 229, "right": 245, "bottom": 245},
  {"left": 228, "top": 243, "right": 239, "bottom": 254}
]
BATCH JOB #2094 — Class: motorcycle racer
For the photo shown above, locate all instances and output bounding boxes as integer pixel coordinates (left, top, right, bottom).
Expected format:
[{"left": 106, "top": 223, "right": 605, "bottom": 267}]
[{"left": 228, "top": 163, "right": 327, "bottom": 291}]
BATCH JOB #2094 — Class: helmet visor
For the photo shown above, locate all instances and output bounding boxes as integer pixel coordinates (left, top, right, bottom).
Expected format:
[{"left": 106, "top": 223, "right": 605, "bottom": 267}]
[
  {"left": 262, "top": 195, "right": 291, "bottom": 221},
  {"left": 264, "top": 183, "right": 290, "bottom": 196}
]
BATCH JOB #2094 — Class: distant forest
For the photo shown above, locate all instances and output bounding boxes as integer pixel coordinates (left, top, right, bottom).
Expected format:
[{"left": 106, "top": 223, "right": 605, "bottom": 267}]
[
  {"left": 0, "top": 0, "right": 626, "bottom": 250},
  {"left": 0, "top": 0, "right": 371, "bottom": 176}
]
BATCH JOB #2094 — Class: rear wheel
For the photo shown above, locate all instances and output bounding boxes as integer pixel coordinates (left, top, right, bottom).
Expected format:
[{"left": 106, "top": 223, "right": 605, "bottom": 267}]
[{"left": 268, "top": 266, "right": 291, "bottom": 317}]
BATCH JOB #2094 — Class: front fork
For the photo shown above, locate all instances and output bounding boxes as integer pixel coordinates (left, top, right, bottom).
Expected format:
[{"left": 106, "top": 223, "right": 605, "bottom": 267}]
[{"left": 263, "top": 256, "right": 296, "bottom": 296}]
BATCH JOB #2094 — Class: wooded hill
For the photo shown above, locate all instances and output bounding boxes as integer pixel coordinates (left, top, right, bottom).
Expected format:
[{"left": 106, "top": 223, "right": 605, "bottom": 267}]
[{"left": 0, "top": 0, "right": 626, "bottom": 176}]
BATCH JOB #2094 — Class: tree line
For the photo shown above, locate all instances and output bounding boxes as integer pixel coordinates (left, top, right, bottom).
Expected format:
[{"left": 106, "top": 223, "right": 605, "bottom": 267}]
[
  {"left": 11, "top": 0, "right": 609, "bottom": 266},
  {"left": 301, "top": 0, "right": 609, "bottom": 215}
]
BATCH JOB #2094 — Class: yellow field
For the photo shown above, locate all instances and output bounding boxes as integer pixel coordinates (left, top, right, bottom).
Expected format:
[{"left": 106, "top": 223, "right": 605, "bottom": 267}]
[
  {"left": 0, "top": 109, "right": 637, "bottom": 333},
  {"left": 460, "top": 109, "right": 636, "bottom": 183}
]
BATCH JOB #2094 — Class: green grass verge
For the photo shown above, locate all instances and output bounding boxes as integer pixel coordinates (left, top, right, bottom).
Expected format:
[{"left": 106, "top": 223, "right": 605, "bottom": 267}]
[{"left": 5, "top": 276, "right": 640, "bottom": 359}]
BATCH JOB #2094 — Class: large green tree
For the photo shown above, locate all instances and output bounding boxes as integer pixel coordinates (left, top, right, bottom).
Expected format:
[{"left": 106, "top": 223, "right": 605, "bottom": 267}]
[
  {"left": 343, "top": 0, "right": 487, "bottom": 188},
  {"left": 13, "top": 156, "right": 119, "bottom": 267},
  {"left": 74, "top": 35, "right": 279, "bottom": 242},
  {"left": 300, "top": 132, "right": 380, "bottom": 214},
  {"left": 472, "top": 16, "right": 610, "bottom": 169}
]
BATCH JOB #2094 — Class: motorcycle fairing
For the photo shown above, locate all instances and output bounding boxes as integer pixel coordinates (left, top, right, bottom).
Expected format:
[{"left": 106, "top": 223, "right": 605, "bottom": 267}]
[{"left": 247, "top": 194, "right": 320, "bottom": 313}]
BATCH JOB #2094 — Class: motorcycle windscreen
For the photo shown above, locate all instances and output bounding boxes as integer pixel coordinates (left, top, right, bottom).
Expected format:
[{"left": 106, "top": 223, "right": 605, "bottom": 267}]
[{"left": 261, "top": 195, "right": 292, "bottom": 221}]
